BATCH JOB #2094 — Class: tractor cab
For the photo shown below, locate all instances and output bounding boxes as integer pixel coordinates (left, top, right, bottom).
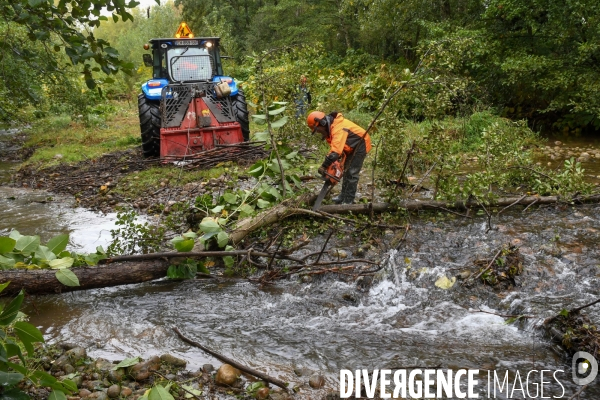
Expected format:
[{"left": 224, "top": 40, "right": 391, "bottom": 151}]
[{"left": 138, "top": 23, "right": 249, "bottom": 159}]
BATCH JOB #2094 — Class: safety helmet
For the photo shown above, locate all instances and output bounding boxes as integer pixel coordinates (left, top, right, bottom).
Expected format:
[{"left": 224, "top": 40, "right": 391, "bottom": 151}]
[{"left": 306, "top": 111, "right": 326, "bottom": 133}]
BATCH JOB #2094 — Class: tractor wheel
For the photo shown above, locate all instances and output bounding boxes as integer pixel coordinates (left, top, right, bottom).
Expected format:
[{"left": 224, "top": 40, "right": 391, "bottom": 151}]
[
  {"left": 138, "top": 93, "right": 161, "bottom": 157},
  {"left": 231, "top": 89, "right": 250, "bottom": 141}
]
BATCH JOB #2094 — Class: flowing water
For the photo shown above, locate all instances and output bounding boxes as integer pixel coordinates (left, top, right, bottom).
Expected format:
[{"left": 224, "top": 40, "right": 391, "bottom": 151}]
[{"left": 0, "top": 137, "right": 598, "bottom": 399}]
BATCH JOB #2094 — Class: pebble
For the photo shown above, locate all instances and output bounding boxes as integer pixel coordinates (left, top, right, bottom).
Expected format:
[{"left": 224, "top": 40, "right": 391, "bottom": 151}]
[
  {"left": 202, "top": 364, "right": 214, "bottom": 373},
  {"left": 160, "top": 354, "right": 187, "bottom": 368},
  {"left": 129, "top": 356, "right": 160, "bottom": 381},
  {"left": 215, "top": 364, "right": 241, "bottom": 386},
  {"left": 107, "top": 384, "right": 120, "bottom": 398},
  {"left": 120, "top": 387, "right": 133, "bottom": 397},
  {"left": 79, "top": 389, "right": 92, "bottom": 398},
  {"left": 309, "top": 374, "right": 325, "bottom": 389}
]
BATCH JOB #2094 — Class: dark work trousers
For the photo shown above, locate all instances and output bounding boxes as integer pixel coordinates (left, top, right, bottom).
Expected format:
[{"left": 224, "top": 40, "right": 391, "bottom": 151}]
[{"left": 340, "top": 147, "right": 367, "bottom": 204}]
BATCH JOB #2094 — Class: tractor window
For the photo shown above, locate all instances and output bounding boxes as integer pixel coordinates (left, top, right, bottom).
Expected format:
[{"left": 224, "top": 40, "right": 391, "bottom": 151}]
[{"left": 167, "top": 47, "right": 213, "bottom": 82}]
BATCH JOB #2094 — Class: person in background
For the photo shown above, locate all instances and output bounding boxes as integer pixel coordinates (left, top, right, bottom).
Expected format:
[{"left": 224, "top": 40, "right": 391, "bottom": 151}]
[
  {"left": 306, "top": 111, "right": 372, "bottom": 204},
  {"left": 295, "top": 75, "right": 312, "bottom": 117}
]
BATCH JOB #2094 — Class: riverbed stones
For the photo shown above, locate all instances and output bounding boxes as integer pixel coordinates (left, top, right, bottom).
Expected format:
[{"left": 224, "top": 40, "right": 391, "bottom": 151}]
[
  {"left": 215, "top": 364, "right": 241, "bottom": 386},
  {"left": 79, "top": 389, "right": 92, "bottom": 398},
  {"left": 309, "top": 374, "right": 325, "bottom": 389},
  {"left": 54, "top": 347, "right": 87, "bottom": 370},
  {"left": 107, "top": 384, "right": 120, "bottom": 398},
  {"left": 107, "top": 368, "right": 125, "bottom": 383},
  {"left": 160, "top": 353, "right": 187, "bottom": 368},
  {"left": 202, "top": 363, "right": 214, "bottom": 373},
  {"left": 94, "top": 359, "right": 114, "bottom": 373},
  {"left": 129, "top": 356, "right": 160, "bottom": 381},
  {"left": 120, "top": 387, "right": 133, "bottom": 397},
  {"left": 255, "top": 387, "right": 270, "bottom": 399}
]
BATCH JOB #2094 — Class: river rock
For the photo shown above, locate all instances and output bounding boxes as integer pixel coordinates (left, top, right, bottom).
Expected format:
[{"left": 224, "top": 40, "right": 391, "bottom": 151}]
[
  {"left": 330, "top": 249, "right": 348, "bottom": 259},
  {"left": 89, "top": 391, "right": 108, "bottom": 400},
  {"left": 106, "top": 384, "right": 120, "bottom": 398},
  {"left": 63, "top": 364, "right": 75, "bottom": 374},
  {"left": 107, "top": 368, "right": 125, "bottom": 383},
  {"left": 120, "top": 387, "right": 133, "bottom": 397},
  {"left": 129, "top": 356, "right": 160, "bottom": 381},
  {"left": 255, "top": 387, "right": 270, "bottom": 399},
  {"left": 202, "top": 364, "right": 214, "bottom": 373},
  {"left": 215, "top": 364, "right": 241, "bottom": 386},
  {"left": 309, "top": 374, "right": 325, "bottom": 389},
  {"left": 54, "top": 347, "right": 87, "bottom": 370},
  {"left": 79, "top": 389, "right": 92, "bottom": 398},
  {"left": 94, "top": 359, "right": 114, "bottom": 373},
  {"left": 160, "top": 354, "right": 187, "bottom": 368}
]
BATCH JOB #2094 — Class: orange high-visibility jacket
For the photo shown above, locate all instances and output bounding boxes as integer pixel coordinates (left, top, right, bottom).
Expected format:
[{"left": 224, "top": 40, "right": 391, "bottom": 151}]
[{"left": 326, "top": 113, "right": 372, "bottom": 157}]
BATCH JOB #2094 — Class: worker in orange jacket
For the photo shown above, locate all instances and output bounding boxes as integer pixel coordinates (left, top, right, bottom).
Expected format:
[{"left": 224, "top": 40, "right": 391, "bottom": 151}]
[{"left": 307, "top": 111, "right": 372, "bottom": 204}]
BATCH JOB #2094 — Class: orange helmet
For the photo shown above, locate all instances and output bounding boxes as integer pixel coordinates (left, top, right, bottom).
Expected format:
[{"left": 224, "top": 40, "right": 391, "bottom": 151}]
[{"left": 307, "top": 111, "right": 325, "bottom": 133}]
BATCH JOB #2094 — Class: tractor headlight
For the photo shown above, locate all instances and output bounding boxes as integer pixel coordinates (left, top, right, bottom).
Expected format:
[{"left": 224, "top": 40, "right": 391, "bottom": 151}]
[{"left": 205, "top": 41, "right": 213, "bottom": 48}]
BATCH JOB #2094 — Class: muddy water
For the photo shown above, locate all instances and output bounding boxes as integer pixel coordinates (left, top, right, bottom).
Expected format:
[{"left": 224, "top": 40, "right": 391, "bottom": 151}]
[
  {"left": 21, "top": 203, "right": 600, "bottom": 399},
  {"left": 0, "top": 163, "right": 120, "bottom": 252}
]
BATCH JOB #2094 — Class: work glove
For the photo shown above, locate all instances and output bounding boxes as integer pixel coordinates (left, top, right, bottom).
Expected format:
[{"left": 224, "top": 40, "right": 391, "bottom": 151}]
[{"left": 321, "top": 152, "right": 339, "bottom": 168}]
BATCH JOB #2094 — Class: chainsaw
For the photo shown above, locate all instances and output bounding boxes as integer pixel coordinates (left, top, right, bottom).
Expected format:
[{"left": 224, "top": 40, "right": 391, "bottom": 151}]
[{"left": 312, "top": 154, "right": 346, "bottom": 211}]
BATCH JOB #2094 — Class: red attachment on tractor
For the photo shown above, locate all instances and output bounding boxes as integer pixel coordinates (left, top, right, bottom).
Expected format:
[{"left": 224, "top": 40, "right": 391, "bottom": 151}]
[{"left": 160, "top": 97, "right": 244, "bottom": 159}]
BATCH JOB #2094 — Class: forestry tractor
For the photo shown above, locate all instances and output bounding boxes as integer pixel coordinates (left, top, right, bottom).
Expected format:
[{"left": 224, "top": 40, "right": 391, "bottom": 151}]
[{"left": 138, "top": 23, "right": 250, "bottom": 159}]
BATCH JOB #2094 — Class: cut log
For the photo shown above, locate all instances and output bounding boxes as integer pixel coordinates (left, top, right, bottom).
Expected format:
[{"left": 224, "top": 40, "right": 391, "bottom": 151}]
[
  {"left": 0, "top": 259, "right": 170, "bottom": 297},
  {"left": 229, "top": 195, "right": 574, "bottom": 243}
]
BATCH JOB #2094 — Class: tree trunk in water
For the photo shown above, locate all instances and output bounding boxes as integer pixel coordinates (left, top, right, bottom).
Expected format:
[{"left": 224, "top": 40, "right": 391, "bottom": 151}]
[{"left": 0, "top": 260, "right": 169, "bottom": 297}]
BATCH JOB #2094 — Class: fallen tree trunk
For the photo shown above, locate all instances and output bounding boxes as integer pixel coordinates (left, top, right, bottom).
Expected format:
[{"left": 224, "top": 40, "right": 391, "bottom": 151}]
[
  {"left": 230, "top": 194, "right": 593, "bottom": 243},
  {"left": 0, "top": 259, "right": 170, "bottom": 297}
]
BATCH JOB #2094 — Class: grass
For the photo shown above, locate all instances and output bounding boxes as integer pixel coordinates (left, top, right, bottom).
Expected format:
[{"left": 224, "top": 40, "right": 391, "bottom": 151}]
[
  {"left": 113, "top": 166, "right": 230, "bottom": 199},
  {"left": 22, "top": 102, "right": 141, "bottom": 168}
]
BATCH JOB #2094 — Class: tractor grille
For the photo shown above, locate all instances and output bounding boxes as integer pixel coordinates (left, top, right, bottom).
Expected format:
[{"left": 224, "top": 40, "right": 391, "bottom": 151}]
[
  {"left": 161, "top": 85, "right": 192, "bottom": 128},
  {"left": 161, "top": 83, "right": 237, "bottom": 127},
  {"left": 204, "top": 91, "right": 236, "bottom": 123},
  {"left": 170, "top": 55, "right": 214, "bottom": 82}
]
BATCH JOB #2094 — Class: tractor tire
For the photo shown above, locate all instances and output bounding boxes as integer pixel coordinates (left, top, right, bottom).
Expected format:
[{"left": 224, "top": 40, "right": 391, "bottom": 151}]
[
  {"left": 231, "top": 89, "right": 250, "bottom": 141},
  {"left": 138, "top": 93, "right": 161, "bottom": 157}
]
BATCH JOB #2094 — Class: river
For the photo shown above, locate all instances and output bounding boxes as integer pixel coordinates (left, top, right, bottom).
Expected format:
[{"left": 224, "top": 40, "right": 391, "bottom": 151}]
[{"left": 1, "top": 137, "right": 599, "bottom": 399}]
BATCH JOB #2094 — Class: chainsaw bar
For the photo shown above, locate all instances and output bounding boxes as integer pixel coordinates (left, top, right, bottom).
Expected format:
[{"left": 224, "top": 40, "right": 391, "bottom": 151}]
[{"left": 312, "top": 181, "right": 332, "bottom": 211}]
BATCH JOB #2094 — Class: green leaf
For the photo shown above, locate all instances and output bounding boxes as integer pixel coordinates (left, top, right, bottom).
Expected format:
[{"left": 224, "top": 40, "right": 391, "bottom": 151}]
[
  {"left": 257, "top": 199, "right": 270, "bottom": 209},
  {"left": 0, "top": 388, "right": 30, "bottom": 400},
  {"left": 182, "top": 384, "right": 202, "bottom": 398},
  {"left": 46, "top": 234, "right": 69, "bottom": 255},
  {"left": 0, "top": 371, "right": 24, "bottom": 386},
  {"left": 35, "top": 246, "right": 57, "bottom": 262},
  {"left": 272, "top": 101, "right": 288, "bottom": 105},
  {"left": 49, "top": 258, "right": 74, "bottom": 270},
  {"left": 210, "top": 205, "right": 224, "bottom": 214},
  {"left": 268, "top": 107, "right": 286, "bottom": 116},
  {"left": 5, "top": 342, "right": 25, "bottom": 365},
  {"left": 253, "top": 131, "right": 270, "bottom": 142},
  {"left": 0, "top": 255, "right": 15, "bottom": 268},
  {"left": 222, "top": 192, "right": 238, "bottom": 204},
  {"left": 238, "top": 204, "right": 254, "bottom": 218},
  {"left": 251, "top": 114, "right": 266, "bottom": 120},
  {"left": 14, "top": 235, "right": 40, "bottom": 255},
  {"left": 559, "top": 309, "right": 569, "bottom": 317},
  {"left": 48, "top": 391, "right": 67, "bottom": 400},
  {"left": 55, "top": 269, "right": 80, "bottom": 287},
  {"left": 171, "top": 237, "right": 194, "bottom": 252},
  {"left": 271, "top": 116, "right": 288, "bottom": 129},
  {"left": 14, "top": 321, "right": 44, "bottom": 346},
  {"left": 285, "top": 151, "right": 298, "bottom": 160},
  {"left": 0, "top": 237, "right": 16, "bottom": 254},
  {"left": 111, "top": 356, "right": 140, "bottom": 370},
  {"left": 223, "top": 256, "right": 234, "bottom": 268},
  {"left": 199, "top": 218, "right": 222, "bottom": 233},
  {"left": 182, "top": 232, "right": 197, "bottom": 240},
  {"left": 216, "top": 231, "right": 229, "bottom": 248},
  {"left": 0, "top": 282, "right": 10, "bottom": 295},
  {"left": 8, "top": 231, "right": 21, "bottom": 242},
  {"left": 149, "top": 385, "right": 175, "bottom": 400},
  {"left": 0, "top": 291, "right": 24, "bottom": 326}
]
